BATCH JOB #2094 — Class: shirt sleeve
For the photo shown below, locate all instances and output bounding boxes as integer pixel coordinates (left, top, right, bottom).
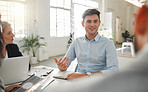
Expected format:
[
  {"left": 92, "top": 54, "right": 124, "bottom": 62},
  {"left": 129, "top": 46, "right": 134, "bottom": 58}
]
[
  {"left": 101, "top": 40, "right": 118, "bottom": 75},
  {"left": 64, "top": 39, "right": 76, "bottom": 68}
]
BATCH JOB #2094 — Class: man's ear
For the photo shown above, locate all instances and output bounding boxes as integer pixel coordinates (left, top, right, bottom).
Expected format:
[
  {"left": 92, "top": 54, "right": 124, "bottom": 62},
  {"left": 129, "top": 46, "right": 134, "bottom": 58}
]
[
  {"left": 81, "top": 21, "right": 84, "bottom": 27},
  {"left": 99, "top": 21, "right": 101, "bottom": 26}
]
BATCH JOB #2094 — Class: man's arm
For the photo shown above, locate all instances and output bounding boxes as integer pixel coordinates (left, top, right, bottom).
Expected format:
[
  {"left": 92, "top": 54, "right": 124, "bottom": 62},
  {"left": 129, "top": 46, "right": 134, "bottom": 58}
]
[
  {"left": 64, "top": 39, "right": 76, "bottom": 68},
  {"left": 54, "top": 39, "right": 77, "bottom": 71},
  {"left": 66, "top": 72, "right": 102, "bottom": 80},
  {"left": 101, "top": 40, "right": 118, "bottom": 75}
]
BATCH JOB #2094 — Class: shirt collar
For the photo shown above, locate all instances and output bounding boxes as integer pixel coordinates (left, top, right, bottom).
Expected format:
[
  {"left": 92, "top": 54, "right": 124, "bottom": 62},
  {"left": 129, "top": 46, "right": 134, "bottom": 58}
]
[
  {"left": 84, "top": 33, "right": 101, "bottom": 42},
  {"left": 94, "top": 33, "right": 101, "bottom": 41}
]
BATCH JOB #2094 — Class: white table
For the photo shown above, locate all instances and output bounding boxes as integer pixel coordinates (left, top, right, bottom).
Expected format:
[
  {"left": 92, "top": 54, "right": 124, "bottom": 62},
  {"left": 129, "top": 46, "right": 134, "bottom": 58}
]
[
  {"left": 26, "top": 65, "right": 105, "bottom": 92},
  {"left": 27, "top": 66, "right": 74, "bottom": 92}
]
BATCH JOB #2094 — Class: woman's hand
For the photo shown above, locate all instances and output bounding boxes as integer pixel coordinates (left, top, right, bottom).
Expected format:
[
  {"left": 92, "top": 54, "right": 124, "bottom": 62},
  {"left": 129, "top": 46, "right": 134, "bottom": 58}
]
[
  {"left": 54, "top": 57, "right": 70, "bottom": 71},
  {"left": 5, "top": 84, "right": 20, "bottom": 92}
]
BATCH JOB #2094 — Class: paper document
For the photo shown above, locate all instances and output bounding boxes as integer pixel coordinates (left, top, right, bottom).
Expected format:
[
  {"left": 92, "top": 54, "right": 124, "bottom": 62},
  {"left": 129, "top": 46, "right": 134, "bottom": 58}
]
[
  {"left": 53, "top": 71, "right": 74, "bottom": 80},
  {"left": 28, "top": 67, "right": 53, "bottom": 78}
]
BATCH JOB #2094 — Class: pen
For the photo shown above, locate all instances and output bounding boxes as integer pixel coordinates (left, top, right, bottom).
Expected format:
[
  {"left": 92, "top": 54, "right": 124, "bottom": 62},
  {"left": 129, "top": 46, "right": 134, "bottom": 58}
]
[{"left": 53, "top": 76, "right": 67, "bottom": 80}]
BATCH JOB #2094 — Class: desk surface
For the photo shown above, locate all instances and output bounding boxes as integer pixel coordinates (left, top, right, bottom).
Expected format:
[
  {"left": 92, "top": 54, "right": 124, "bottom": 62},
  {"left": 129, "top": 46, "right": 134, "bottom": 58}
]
[
  {"left": 27, "top": 65, "right": 74, "bottom": 92},
  {"left": 28, "top": 65, "right": 104, "bottom": 92}
]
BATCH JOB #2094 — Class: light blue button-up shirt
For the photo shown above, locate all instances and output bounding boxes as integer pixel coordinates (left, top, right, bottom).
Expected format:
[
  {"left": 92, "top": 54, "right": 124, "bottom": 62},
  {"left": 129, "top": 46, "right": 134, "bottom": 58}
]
[{"left": 65, "top": 33, "right": 118, "bottom": 75}]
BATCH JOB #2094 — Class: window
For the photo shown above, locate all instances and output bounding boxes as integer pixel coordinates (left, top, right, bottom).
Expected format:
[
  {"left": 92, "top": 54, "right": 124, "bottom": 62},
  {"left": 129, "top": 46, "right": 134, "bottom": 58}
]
[
  {"left": 50, "top": 0, "right": 98, "bottom": 37},
  {"left": 50, "top": 0, "right": 71, "bottom": 37},
  {"left": 125, "top": 0, "right": 145, "bottom": 7},
  {"left": 0, "top": 0, "right": 26, "bottom": 38}
]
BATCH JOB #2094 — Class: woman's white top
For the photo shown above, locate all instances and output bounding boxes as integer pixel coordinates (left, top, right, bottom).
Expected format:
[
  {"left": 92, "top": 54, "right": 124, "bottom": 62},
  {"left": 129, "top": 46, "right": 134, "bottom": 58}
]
[{"left": 4, "top": 51, "right": 8, "bottom": 59}]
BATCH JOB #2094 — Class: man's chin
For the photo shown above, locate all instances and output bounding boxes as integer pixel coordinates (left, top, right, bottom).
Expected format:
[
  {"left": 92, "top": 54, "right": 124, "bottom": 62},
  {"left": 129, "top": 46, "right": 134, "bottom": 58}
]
[{"left": 88, "top": 32, "right": 97, "bottom": 35}]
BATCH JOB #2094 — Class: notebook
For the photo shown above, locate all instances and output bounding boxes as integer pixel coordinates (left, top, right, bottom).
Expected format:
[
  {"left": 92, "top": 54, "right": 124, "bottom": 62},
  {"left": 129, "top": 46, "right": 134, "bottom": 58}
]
[
  {"left": 53, "top": 71, "right": 74, "bottom": 80},
  {"left": 0, "top": 56, "right": 29, "bottom": 85}
]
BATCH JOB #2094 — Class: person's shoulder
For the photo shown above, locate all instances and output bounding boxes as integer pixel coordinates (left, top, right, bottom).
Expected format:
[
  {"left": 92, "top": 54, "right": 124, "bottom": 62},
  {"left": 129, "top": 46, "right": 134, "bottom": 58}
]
[
  {"left": 100, "top": 36, "right": 113, "bottom": 43},
  {"left": 6, "top": 43, "right": 19, "bottom": 50},
  {"left": 6, "top": 43, "right": 18, "bottom": 47},
  {"left": 99, "top": 37, "right": 114, "bottom": 47},
  {"left": 74, "top": 37, "right": 84, "bottom": 42}
]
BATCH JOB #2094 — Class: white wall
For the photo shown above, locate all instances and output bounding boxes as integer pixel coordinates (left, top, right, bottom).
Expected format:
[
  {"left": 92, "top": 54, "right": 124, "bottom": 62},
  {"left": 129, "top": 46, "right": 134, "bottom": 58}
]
[
  {"left": 93, "top": 0, "right": 139, "bottom": 43},
  {"left": 25, "top": 0, "right": 69, "bottom": 60},
  {"left": 105, "top": 0, "right": 139, "bottom": 43}
]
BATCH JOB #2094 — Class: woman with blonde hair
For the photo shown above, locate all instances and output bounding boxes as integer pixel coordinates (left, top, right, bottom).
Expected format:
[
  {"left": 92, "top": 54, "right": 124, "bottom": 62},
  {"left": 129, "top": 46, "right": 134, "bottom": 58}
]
[
  {"left": 0, "top": 14, "right": 30, "bottom": 91},
  {"left": 0, "top": 21, "right": 20, "bottom": 92}
]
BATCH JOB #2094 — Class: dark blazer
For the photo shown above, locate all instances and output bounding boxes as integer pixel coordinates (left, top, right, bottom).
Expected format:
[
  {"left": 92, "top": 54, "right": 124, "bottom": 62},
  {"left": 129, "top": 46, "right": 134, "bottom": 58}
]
[
  {"left": 6, "top": 44, "right": 22, "bottom": 58},
  {"left": 6, "top": 43, "right": 31, "bottom": 70}
]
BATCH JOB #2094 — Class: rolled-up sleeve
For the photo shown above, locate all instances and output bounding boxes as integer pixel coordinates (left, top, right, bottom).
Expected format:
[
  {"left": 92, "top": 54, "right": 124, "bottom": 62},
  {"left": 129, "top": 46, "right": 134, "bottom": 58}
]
[{"left": 65, "top": 40, "right": 76, "bottom": 68}]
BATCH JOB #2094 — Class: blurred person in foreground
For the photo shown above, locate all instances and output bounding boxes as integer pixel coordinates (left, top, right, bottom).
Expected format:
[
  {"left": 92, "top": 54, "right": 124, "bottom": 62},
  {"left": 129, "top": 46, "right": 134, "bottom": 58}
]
[{"left": 49, "top": 3, "right": 148, "bottom": 92}]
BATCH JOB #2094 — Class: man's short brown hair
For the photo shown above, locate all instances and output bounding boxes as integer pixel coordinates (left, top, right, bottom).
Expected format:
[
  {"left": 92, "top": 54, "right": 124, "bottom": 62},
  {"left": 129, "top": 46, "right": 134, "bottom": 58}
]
[{"left": 82, "top": 9, "right": 100, "bottom": 21}]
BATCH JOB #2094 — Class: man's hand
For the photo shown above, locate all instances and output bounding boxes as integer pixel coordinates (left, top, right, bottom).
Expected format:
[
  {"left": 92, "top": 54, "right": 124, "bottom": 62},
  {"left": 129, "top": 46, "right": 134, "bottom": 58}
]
[
  {"left": 67, "top": 73, "right": 87, "bottom": 80},
  {"left": 5, "top": 84, "right": 20, "bottom": 92},
  {"left": 54, "top": 57, "right": 70, "bottom": 71}
]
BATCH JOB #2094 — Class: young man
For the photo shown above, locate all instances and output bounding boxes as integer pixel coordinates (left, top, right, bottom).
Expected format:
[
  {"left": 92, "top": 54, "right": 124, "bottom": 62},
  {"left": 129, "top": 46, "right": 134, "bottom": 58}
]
[
  {"left": 52, "top": 4, "right": 148, "bottom": 92},
  {"left": 54, "top": 9, "right": 118, "bottom": 80}
]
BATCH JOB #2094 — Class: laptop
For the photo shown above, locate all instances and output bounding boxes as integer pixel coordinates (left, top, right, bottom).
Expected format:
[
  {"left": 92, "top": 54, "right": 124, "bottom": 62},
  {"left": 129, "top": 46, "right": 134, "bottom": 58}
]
[{"left": 0, "top": 56, "right": 29, "bottom": 85}]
